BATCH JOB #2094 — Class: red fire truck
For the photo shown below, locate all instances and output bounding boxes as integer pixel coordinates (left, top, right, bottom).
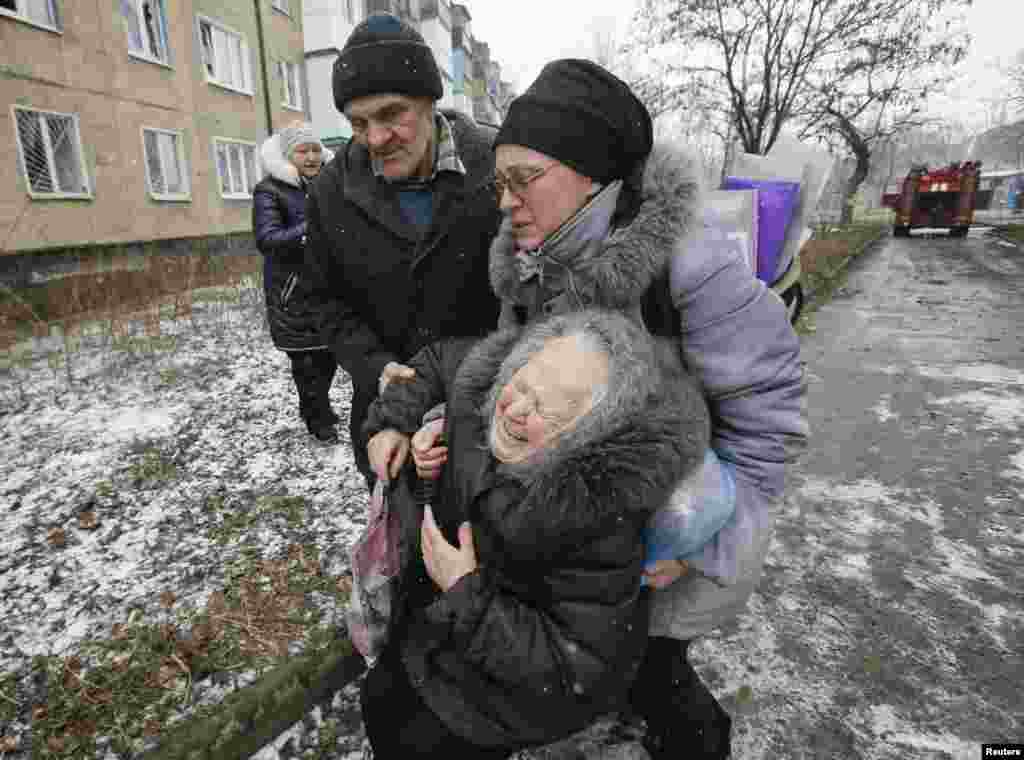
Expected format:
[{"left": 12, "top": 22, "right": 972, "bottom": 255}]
[{"left": 881, "top": 161, "right": 982, "bottom": 238}]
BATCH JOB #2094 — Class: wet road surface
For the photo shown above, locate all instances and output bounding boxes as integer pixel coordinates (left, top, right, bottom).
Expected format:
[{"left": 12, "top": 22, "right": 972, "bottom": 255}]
[{"left": 699, "top": 227, "right": 1023, "bottom": 759}]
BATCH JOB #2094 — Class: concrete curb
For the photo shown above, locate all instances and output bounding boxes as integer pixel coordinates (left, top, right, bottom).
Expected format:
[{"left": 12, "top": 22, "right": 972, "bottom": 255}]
[{"left": 140, "top": 642, "right": 365, "bottom": 760}]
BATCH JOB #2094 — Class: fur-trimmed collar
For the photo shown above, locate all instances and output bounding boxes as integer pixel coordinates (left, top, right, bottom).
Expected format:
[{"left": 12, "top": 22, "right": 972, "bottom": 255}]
[
  {"left": 490, "top": 140, "right": 703, "bottom": 312},
  {"left": 448, "top": 324, "right": 709, "bottom": 554},
  {"left": 259, "top": 134, "right": 335, "bottom": 188}
]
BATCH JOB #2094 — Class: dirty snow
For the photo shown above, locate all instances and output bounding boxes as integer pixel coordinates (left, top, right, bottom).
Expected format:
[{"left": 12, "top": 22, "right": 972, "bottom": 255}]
[{"left": 1, "top": 290, "right": 372, "bottom": 756}]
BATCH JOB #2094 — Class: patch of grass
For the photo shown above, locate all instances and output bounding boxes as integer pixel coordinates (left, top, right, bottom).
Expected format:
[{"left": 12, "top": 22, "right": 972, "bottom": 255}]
[
  {"left": 796, "top": 223, "right": 888, "bottom": 334},
  {"left": 0, "top": 673, "right": 17, "bottom": 724},
  {"left": 190, "top": 288, "right": 243, "bottom": 305},
  {"left": 992, "top": 224, "right": 1024, "bottom": 243},
  {"left": 24, "top": 541, "right": 352, "bottom": 760},
  {"left": 157, "top": 367, "right": 181, "bottom": 386},
  {"left": 853, "top": 208, "right": 895, "bottom": 225},
  {"left": 204, "top": 493, "right": 309, "bottom": 546},
  {"left": 113, "top": 335, "right": 179, "bottom": 355},
  {"left": 127, "top": 448, "right": 178, "bottom": 488}
]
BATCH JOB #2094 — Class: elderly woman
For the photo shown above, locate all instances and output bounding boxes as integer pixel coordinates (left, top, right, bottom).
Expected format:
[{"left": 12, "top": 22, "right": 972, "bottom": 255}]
[
  {"left": 405, "top": 60, "right": 809, "bottom": 759},
  {"left": 253, "top": 122, "right": 338, "bottom": 443},
  {"left": 361, "top": 309, "right": 710, "bottom": 759}
]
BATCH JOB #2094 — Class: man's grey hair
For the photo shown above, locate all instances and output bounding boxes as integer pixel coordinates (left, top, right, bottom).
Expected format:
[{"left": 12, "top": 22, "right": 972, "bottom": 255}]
[{"left": 482, "top": 309, "right": 667, "bottom": 476}]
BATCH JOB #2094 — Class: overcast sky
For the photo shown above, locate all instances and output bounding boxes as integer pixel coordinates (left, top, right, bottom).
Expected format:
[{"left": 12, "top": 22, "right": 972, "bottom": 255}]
[{"left": 467, "top": 0, "right": 1020, "bottom": 134}]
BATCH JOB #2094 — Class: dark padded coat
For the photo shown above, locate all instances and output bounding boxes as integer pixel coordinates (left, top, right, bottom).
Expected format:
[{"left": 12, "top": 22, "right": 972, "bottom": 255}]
[
  {"left": 362, "top": 326, "right": 710, "bottom": 749},
  {"left": 252, "top": 135, "right": 335, "bottom": 352},
  {"left": 304, "top": 110, "right": 502, "bottom": 473}
]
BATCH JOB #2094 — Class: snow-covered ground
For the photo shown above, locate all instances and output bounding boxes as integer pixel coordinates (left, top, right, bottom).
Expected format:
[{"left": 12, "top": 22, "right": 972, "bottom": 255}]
[
  {"left": 1, "top": 284, "right": 372, "bottom": 756},
  {"left": 3, "top": 237, "right": 1022, "bottom": 760}
]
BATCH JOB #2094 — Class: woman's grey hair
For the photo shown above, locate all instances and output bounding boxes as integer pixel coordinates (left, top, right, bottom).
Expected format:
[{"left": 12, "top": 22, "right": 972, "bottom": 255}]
[{"left": 482, "top": 309, "right": 664, "bottom": 473}]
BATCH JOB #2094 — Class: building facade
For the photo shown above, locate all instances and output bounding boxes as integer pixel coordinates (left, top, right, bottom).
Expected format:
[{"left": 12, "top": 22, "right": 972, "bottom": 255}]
[
  {"left": 302, "top": 0, "right": 513, "bottom": 142},
  {"left": 1, "top": 0, "right": 308, "bottom": 254}
]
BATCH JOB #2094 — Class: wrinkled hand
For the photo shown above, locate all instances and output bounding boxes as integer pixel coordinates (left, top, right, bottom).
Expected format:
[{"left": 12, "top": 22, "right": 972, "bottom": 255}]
[
  {"left": 379, "top": 362, "right": 416, "bottom": 395},
  {"left": 412, "top": 418, "right": 448, "bottom": 481},
  {"left": 421, "top": 505, "right": 476, "bottom": 592},
  {"left": 643, "top": 559, "right": 689, "bottom": 590},
  {"left": 367, "top": 429, "right": 410, "bottom": 482}
]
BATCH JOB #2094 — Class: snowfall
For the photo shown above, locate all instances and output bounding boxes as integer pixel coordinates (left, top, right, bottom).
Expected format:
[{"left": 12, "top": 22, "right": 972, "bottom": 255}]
[{"left": 1, "top": 270, "right": 1020, "bottom": 759}]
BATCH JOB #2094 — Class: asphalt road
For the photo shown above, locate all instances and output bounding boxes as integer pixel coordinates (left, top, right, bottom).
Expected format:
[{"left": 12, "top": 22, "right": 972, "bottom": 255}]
[{"left": 698, "top": 228, "right": 1023, "bottom": 759}]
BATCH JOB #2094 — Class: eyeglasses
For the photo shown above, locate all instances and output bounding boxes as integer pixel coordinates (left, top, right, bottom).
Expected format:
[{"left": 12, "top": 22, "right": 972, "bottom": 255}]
[{"left": 494, "top": 163, "right": 557, "bottom": 200}]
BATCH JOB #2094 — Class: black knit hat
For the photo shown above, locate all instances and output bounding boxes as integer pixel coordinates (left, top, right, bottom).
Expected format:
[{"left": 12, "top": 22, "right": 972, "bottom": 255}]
[
  {"left": 333, "top": 13, "right": 443, "bottom": 113},
  {"left": 495, "top": 59, "right": 654, "bottom": 185}
]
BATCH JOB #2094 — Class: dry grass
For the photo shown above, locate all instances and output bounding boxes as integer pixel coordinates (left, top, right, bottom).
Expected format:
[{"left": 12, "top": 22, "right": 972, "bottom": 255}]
[
  {"left": 795, "top": 223, "right": 888, "bottom": 335},
  {"left": 0, "top": 254, "right": 262, "bottom": 352},
  {"left": 5, "top": 532, "right": 352, "bottom": 759},
  {"left": 992, "top": 224, "right": 1024, "bottom": 243}
]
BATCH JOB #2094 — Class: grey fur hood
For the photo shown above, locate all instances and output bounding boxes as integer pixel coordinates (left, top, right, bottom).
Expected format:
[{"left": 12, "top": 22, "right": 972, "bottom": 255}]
[
  {"left": 489, "top": 140, "right": 704, "bottom": 313},
  {"left": 259, "top": 134, "right": 335, "bottom": 188},
  {"left": 447, "top": 311, "right": 710, "bottom": 552}
]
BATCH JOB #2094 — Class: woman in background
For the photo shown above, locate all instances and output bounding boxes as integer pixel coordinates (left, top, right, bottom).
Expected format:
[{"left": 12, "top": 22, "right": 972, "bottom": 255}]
[{"left": 253, "top": 122, "right": 339, "bottom": 443}]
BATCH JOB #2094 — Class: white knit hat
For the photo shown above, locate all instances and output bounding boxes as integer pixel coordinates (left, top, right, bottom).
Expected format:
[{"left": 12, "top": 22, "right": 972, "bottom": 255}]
[{"left": 279, "top": 122, "right": 320, "bottom": 158}]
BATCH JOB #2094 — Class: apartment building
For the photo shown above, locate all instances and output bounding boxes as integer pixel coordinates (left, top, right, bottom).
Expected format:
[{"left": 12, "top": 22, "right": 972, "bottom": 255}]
[
  {"left": 1, "top": 0, "right": 308, "bottom": 255},
  {"left": 303, "top": 0, "right": 513, "bottom": 144}
]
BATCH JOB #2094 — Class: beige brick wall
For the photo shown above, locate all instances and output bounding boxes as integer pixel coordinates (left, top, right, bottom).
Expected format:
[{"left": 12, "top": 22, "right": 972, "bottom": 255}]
[{"left": 1, "top": 0, "right": 306, "bottom": 255}]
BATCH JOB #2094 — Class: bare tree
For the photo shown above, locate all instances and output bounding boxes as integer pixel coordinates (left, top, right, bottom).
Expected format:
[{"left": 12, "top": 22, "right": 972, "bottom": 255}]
[
  {"left": 625, "top": 0, "right": 969, "bottom": 221},
  {"left": 802, "top": 4, "right": 969, "bottom": 220}
]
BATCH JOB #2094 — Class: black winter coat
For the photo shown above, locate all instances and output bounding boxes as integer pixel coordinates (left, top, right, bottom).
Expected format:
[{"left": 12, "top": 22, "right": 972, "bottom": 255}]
[
  {"left": 252, "top": 136, "right": 335, "bottom": 351},
  {"left": 304, "top": 111, "right": 502, "bottom": 459},
  {"left": 363, "top": 327, "right": 708, "bottom": 749}
]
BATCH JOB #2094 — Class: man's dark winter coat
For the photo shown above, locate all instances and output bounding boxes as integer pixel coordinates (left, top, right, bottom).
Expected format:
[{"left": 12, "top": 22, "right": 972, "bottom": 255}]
[
  {"left": 304, "top": 110, "right": 502, "bottom": 479},
  {"left": 362, "top": 325, "right": 709, "bottom": 749}
]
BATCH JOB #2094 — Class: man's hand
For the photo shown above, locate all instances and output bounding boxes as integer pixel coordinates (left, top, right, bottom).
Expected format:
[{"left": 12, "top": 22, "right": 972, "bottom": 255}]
[
  {"left": 367, "top": 429, "right": 410, "bottom": 482},
  {"left": 411, "top": 418, "right": 448, "bottom": 481},
  {"left": 379, "top": 362, "right": 416, "bottom": 394},
  {"left": 421, "top": 505, "right": 476, "bottom": 592},
  {"left": 643, "top": 559, "right": 689, "bottom": 590}
]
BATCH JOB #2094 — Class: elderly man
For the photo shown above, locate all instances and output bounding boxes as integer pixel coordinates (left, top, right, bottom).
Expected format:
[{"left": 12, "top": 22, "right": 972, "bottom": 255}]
[
  {"left": 303, "top": 13, "right": 501, "bottom": 488},
  {"left": 360, "top": 309, "right": 710, "bottom": 760}
]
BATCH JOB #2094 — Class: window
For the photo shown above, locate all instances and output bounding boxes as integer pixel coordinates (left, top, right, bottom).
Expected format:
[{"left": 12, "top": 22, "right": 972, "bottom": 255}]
[
  {"left": 142, "top": 128, "right": 189, "bottom": 200},
  {"left": 13, "top": 106, "right": 91, "bottom": 199},
  {"left": 271, "top": 0, "right": 289, "bottom": 14},
  {"left": 279, "top": 61, "right": 303, "bottom": 110},
  {"left": 213, "top": 138, "right": 259, "bottom": 198},
  {"left": 198, "top": 17, "right": 253, "bottom": 94},
  {"left": 0, "top": 0, "right": 60, "bottom": 30},
  {"left": 344, "top": 0, "right": 356, "bottom": 23},
  {"left": 122, "top": 0, "right": 171, "bottom": 64}
]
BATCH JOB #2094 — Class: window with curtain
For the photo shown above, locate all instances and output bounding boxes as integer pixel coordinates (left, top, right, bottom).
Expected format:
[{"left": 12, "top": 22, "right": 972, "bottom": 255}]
[
  {"left": 122, "top": 0, "right": 171, "bottom": 64},
  {"left": 213, "top": 139, "right": 259, "bottom": 198},
  {"left": 142, "top": 128, "right": 189, "bottom": 199},
  {"left": 0, "top": 0, "right": 60, "bottom": 29},
  {"left": 198, "top": 16, "right": 252, "bottom": 94},
  {"left": 280, "top": 61, "right": 303, "bottom": 110}
]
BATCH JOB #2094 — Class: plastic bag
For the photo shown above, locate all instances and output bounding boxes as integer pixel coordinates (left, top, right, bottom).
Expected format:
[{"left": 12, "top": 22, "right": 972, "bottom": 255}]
[
  {"left": 703, "top": 189, "right": 759, "bottom": 275},
  {"left": 346, "top": 479, "right": 400, "bottom": 666},
  {"left": 722, "top": 177, "right": 801, "bottom": 284}
]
